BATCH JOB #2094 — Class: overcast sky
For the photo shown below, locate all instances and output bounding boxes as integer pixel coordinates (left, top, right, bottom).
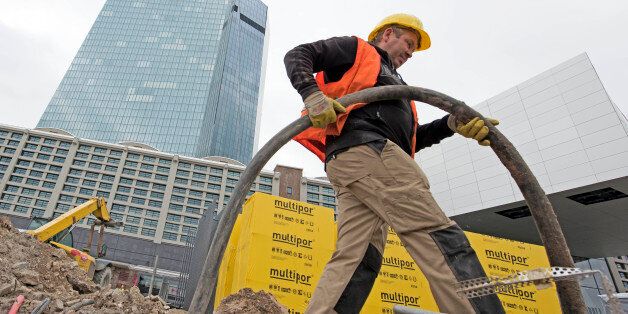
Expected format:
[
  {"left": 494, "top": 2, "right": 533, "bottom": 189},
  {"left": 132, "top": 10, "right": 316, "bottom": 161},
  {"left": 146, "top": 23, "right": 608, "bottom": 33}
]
[{"left": 1, "top": 0, "right": 627, "bottom": 178}]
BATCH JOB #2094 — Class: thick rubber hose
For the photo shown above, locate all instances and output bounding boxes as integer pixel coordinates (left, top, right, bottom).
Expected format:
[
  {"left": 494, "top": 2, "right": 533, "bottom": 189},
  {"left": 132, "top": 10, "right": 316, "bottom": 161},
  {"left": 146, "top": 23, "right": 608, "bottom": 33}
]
[{"left": 189, "top": 85, "right": 585, "bottom": 313}]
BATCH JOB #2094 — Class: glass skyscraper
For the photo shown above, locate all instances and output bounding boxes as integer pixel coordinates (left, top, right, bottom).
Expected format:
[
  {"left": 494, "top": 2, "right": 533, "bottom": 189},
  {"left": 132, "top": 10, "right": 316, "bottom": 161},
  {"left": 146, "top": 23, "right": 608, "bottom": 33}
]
[{"left": 37, "top": 0, "right": 267, "bottom": 164}]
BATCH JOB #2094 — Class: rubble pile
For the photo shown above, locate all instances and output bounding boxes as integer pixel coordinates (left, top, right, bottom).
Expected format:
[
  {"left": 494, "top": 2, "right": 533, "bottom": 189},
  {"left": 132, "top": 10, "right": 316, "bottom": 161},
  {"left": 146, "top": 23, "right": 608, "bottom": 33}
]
[
  {"left": 0, "top": 216, "right": 182, "bottom": 313},
  {"left": 215, "top": 288, "right": 288, "bottom": 314}
]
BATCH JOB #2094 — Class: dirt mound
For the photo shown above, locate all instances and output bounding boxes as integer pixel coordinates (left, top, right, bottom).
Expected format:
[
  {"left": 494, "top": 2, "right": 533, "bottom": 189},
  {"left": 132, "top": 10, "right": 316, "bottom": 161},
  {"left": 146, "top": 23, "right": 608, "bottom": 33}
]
[
  {"left": 215, "top": 288, "right": 288, "bottom": 314},
  {"left": 0, "top": 216, "right": 184, "bottom": 313}
]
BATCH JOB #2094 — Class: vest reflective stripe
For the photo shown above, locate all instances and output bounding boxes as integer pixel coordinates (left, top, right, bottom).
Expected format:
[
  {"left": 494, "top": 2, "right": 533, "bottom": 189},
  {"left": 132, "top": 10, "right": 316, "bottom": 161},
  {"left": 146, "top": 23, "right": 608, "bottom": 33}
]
[{"left": 293, "top": 37, "right": 418, "bottom": 162}]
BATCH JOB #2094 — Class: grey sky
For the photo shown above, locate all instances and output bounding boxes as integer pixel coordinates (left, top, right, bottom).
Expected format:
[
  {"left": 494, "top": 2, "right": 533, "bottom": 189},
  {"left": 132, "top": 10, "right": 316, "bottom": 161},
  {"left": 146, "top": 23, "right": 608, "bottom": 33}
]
[{"left": 1, "top": 0, "right": 627, "bottom": 178}]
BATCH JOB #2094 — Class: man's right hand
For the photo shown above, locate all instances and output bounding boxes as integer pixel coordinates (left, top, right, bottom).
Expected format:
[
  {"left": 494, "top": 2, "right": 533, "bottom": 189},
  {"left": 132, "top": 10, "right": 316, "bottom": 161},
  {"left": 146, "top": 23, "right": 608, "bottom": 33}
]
[{"left": 304, "top": 91, "right": 346, "bottom": 128}]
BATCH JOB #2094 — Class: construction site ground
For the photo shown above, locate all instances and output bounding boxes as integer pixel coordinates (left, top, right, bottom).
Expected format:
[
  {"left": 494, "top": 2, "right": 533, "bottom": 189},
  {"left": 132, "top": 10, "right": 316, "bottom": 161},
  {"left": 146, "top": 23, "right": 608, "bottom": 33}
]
[{"left": 0, "top": 216, "right": 287, "bottom": 313}]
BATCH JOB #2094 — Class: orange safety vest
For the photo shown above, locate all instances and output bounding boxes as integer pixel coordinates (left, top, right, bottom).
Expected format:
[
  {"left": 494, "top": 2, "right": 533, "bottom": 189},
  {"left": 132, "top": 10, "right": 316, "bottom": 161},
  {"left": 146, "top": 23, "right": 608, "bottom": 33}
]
[{"left": 293, "top": 37, "right": 418, "bottom": 162}]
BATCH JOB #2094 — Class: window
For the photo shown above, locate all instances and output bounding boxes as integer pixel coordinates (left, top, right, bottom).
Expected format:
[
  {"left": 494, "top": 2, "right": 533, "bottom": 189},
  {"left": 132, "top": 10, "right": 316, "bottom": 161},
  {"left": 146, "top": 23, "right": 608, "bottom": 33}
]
[
  {"left": 226, "top": 178, "right": 238, "bottom": 185},
  {"left": 189, "top": 190, "right": 202, "bottom": 197},
  {"left": 141, "top": 228, "right": 156, "bottom": 237},
  {"left": 83, "top": 180, "right": 97, "bottom": 187},
  {"left": 162, "top": 232, "right": 177, "bottom": 241},
  {"left": 96, "top": 191, "right": 110, "bottom": 198},
  {"left": 21, "top": 151, "right": 34, "bottom": 157},
  {"left": 111, "top": 204, "right": 125, "bottom": 212},
  {"left": 25, "top": 178, "right": 40, "bottom": 186},
  {"left": 68, "top": 169, "right": 82, "bottom": 175},
  {"left": 158, "top": 159, "right": 171, "bottom": 165},
  {"left": 322, "top": 195, "right": 336, "bottom": 203},
  {"left": 192, "top": 172, "right": 205, "bottom": 180},
  {"left": 28, "top": 135, "right": 41, "bottom": 142},
  {"left": 1, "top": 194, "right": 15, "bottom": 201},
  {"left": 169, "top": 203, "right": 183, "bottom": 212},
  {"left": 259, "top": 184, "right": 272, "bottom": 192},
  {"left": 176, "top": 170, "right": 190, "bottom": 177},
  {"left": 75, "top": 152, "right": 89, "bottom": 159},
  {"left": 174, "top": 178, "right": 188, "bottom": 185},
  {"left": 34, "top": 200, "right": 48, "bottom": 208},
  {"left": 9, "top": 175, "right": 23, "bottom": 183},
  {"left": 128, "top": 206, "right": 143, "bottom": 215},
  {"left": 40, "top": 146, "right": 53, "bottom": 153},
  {"left": 126, "top": 216, "right": 141, "bottom": 224},
  {"left": 110, "top": 150, "right": 122, "bottom": 156},
  {"left": 56, "top": 149, "right": 68, "bottom": 156},
  {"left": 322, "top": 187, "right": 335, "bottom": 194},
  {"left": 208, "top": 184, "right": 221, "bottom": 191},
  {"left": 79, "top": 188, "right": 93, "bottom": 196},
  {"left": 131, "top": 197, "right": 145, "bottom": 205},
  {"left": 165, "top": 223, "right": 179, "bottom": 231},
  {"left": 307, "top": 192, "right": 319, "bottom": 200},
  {"left": 307, "top": 184, "right": 319, "bottom": 192},
  {"left": 171, "top": 195, "right": 184, "bottom": 203},
  {"left": 156, "top": 166, "right": 169, "bottom": 173},
  {"left": 78, "top": 144, "right": 91, "bottom": 152},
  {"left": 14, "top": 168, "right": 27, "bottom": 175},
  {"left": 45, "top": 173, "right": 58, "bottom": 180},
  {"left": 66, "top": 177, "right": 79, "bottom": 184},
  {"left": 29, "top": 170, "right": 43, "bottom": 178},
  {"left": 182, "top": 225, "right": 197, "bottom": 235},
  {"left": 193, "top": 165, "right": 207, "bottom": 172},
  {"left": 93, "top": 147, "right": 106, "bottom": 154},
  {"left": 125, "top": 161, "right": 138, "bottom": 168},
  {"left": 4, "top": 185, "right": 18, "bottom": 193},
  {"left": 148, "top": 200, "right": 162, "bottom": 208},
  {"left": 17, "top": 160, "right": 30, "bottom": 167},
  {"left": 73, "top": 160, "right": 86, "bottom": 167},
  {"left": 166, "top": 214, "right": 181, "bottom": 222},
  {"left": 18, "top": 196, "right": 33, "bottom": 205},
  {"left": 58, "top": 194, "right": 73, "bottom": 202},
  {"left": 122, "top": 168, "right": 136, "bottom": 175},
  {"left": 114, "top": 194, "right": 129, "bottom": 201},
  {"left": 152, "top": 183, "right": 165, "bottom": 191},
  {"left": 14, "top": 205, "right": 28, "bottom": 213},
  {"left": 88, "top": 162, "right": 101, "bottom": 169},
  {"left": 42, "top": 182, "right": 55, "bottom": 189},
  {"left": 24, "top": 143, "right": 38, "bottom": 150},
  {"left": 209, "top": 175, "right": 221, "bottom": 182},
  {"left": 146, "top": 210, "right": 160, "bottom": 218},
  {"left": 187, "top": 198, "right": 201, "bottom": 206},
  {"left": 155, "top": 174, "right": 168, "bottom": 181},
  {"left": 185, "top": 207, "right": 200, "bottom": 214},
  {"left": 150, "top": 191, "right": 164, "bottom": 199},
  {"left": 210, "top": 167, "right": 222, "bottom": 175},
  {"left": 123, "top": 225, "right": 138, "bottom": 234},
  {"left": 31, "top": 209, "right": 45, "bottom": 217},
  {"left": 140, "top": 164, "right": 153, "bottom": 171},
  {"left": 191, "top": 180, "right": 204, "bottom": 187},
  {"left": 104, "top": 165, "right": 118, "bottom": 172},
  {"left": 38, "top": 191, "right": 51, "bottom": 199},
  {"left": 107, "top": 157, "right": 120, "bottom": 165},
  {"left": 142, "top": 155, "right": 155, "bottom": 163},
  {"left": 179, "top": 162, "right": 191, "bottom": 169},
  {"left": 101, "top": 174, "right": 115, "bottom": 182},
  {"left": 183, "top": 216, "right": 199, "bottom": 225},
  {"left": 133, "top": 189, "right": 148, "bottom": 196},
  {"left": 59, "top": 141, "right": 71, "bottom": 148},
  {"left": 138, "top": 171, "right": 151, "bottom": 178},
  {"left": 287, "top": 187, "right": 293, "bottom": 195},
  {"left": 21, "top": 188, "right": 36, "bottom": 195},
  {"left": 117, "top": 186, "right": 131, "bottom": 193},
  {"left": 63, "top": 185, "right": 77, "bottom": 193},
  {"left": 227, "top": 170, "right": 240, "bottom": 178}
]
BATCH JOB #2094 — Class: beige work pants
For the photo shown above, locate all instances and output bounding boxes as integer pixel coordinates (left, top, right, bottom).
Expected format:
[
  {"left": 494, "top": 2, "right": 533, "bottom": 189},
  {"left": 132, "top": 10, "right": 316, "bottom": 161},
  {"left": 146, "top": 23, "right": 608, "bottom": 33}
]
[{"left": 306, "top": 141, "right": 476, "bottom": 314}]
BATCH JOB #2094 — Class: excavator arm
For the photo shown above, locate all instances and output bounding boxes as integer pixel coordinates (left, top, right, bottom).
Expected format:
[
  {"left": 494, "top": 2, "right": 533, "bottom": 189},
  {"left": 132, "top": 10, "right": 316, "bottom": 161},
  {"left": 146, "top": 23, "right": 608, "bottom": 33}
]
[{"left": 26, "top": 197, "right": 111, "bottom": 242}]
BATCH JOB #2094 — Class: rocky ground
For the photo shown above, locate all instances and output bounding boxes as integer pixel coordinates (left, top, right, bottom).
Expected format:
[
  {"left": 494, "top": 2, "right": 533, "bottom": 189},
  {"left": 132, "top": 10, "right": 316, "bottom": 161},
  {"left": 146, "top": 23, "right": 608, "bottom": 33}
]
[
  {"left": 214, "top": 288, "right": 288, "bottom": 314},
  {"left": 0, "top": 216, "right": 183, "bottom": 313}
]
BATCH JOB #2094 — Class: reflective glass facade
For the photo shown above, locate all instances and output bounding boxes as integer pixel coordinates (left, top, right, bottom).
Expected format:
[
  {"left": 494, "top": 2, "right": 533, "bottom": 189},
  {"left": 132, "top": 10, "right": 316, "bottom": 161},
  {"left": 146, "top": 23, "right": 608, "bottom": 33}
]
[{"left": 37, "top": 0, "right": 267, "bottom": 164}]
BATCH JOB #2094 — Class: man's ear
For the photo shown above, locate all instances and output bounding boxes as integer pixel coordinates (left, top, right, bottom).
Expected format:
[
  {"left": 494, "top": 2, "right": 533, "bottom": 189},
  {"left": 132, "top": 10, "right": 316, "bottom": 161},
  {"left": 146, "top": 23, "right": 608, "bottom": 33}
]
[{"left": 381, "top": 27, "right": 394, "bottom": 43}]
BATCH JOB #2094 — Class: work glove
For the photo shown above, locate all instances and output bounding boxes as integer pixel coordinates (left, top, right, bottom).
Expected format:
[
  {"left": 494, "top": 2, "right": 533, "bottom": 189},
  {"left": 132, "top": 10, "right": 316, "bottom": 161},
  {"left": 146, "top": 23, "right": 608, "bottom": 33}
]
[
  {"left": 448, "top": 115, "right": 500, "bottom": 146},
  {"left": 304, "top": 91, "right": 346, "bottom": 128}
]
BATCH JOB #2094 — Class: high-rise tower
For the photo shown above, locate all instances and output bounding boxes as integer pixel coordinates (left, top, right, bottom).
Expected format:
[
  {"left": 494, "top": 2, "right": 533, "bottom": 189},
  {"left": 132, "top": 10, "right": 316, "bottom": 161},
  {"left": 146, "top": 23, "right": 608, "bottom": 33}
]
[{"left": 37, "top": 0, "right": 267, "bottom": 164}]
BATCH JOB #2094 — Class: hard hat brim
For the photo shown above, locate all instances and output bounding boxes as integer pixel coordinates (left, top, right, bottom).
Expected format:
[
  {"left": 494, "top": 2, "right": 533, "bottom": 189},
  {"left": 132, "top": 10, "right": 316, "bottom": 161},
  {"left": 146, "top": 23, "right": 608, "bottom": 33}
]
[{"left": 368, "top": 23, "right": 431, "bottom": 52}]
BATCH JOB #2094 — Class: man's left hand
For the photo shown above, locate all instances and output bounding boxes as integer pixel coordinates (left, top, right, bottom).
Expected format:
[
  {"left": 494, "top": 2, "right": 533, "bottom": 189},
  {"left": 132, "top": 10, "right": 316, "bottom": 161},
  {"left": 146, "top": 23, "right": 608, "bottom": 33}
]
[{"left": 448, "top": 116, "right": 500, "bottom": 146}]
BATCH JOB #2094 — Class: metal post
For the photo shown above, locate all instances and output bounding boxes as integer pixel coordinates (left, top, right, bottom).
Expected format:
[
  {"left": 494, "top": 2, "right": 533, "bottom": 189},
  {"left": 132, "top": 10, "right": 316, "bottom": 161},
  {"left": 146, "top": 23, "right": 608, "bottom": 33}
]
[{"left": 148, "top": 254, "right": 159, "bottom": 295}]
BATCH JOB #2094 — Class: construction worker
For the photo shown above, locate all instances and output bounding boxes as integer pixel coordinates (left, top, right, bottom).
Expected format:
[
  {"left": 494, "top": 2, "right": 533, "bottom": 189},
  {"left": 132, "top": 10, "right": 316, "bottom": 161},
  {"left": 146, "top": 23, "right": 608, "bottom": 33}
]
[{"left": 284, "top": 13, "right": 505, "bottom": 314}]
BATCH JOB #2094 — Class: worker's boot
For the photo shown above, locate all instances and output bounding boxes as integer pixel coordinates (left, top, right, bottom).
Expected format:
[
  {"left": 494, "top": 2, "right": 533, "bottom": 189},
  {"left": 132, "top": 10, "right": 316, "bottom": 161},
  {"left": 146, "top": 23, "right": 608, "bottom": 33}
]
[{"left": 430, "top": 224, "right": 505, "bottom": 314}]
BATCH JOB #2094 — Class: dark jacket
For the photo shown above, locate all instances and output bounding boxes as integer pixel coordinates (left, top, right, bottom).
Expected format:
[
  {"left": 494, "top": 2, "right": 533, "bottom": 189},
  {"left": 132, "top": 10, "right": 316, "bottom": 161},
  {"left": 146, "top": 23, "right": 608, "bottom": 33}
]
[{"left": 284, "top": 36, "right": 453, "bottom": 161}]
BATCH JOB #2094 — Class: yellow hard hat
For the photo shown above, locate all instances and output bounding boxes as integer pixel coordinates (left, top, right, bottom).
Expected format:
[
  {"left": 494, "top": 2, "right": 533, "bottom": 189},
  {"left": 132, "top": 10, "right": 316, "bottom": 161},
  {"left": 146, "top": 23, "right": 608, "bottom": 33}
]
[{"left": 368, "top": 13, "right": 431, "bottom": 51}]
